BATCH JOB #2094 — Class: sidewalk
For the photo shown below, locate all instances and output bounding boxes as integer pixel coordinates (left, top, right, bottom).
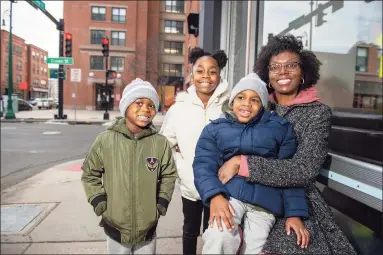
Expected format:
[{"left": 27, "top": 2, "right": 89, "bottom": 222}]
[
  {"left": 1, "top": 109, "right": 166, "bottom": 126},
  {"left": 0, "top": 160, "right": 203, "bottom": 254}
]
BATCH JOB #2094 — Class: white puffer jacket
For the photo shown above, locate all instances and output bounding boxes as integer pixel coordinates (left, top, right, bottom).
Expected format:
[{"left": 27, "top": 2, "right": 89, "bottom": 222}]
[{"left": 160, "top": 79, "right": 230, "bottom": 201}]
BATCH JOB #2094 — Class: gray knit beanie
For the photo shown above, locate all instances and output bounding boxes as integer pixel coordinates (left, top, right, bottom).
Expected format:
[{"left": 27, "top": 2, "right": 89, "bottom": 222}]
[
  {"left": 229, "top": 73, "right": 269, "bottom": 108},
  {"left": 119, "top": 78, "right": 159, "bottom": 116}
]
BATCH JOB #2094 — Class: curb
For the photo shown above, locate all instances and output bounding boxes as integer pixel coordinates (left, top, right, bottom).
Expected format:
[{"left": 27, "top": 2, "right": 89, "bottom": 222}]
[{"left": 1, "top": 118, "right": 163, "bottom": 126}]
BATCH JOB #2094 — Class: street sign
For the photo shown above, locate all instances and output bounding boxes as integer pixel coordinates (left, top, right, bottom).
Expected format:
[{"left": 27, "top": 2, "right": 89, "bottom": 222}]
[
  {"left": 46, "top": 57, "right": 73, "bottom": 65},
  {"left": 71, "top": 68, "right": 82, "bottom": 82},
  {"left": 31, "top": 0, "right": 46, "bottom": 12},
  {"left": 49, "top": 69, "right": 66, "bottom": 79}
]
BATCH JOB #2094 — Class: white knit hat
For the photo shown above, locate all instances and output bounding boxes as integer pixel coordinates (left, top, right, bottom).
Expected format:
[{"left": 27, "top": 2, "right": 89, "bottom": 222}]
[
  {"left": 229, "top": 73, "right": 269, "bottom": 108},
  {"left": 119, "top": 78, "right": 159, "bottom": 116}
]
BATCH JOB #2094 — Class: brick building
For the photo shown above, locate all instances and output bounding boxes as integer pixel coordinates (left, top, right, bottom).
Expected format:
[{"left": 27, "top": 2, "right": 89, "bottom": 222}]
[
  {"left": 63, "top": 0, "right": 199, "bottom": 111},
  {"left": 1, "top": 29, "right": 49, "bottom": 101},
  {"left": 27, "top": 45, "right": 49, "bottom": 99},
  {"left": 1, "top": 29, "right": 28, "bottom": 100}
]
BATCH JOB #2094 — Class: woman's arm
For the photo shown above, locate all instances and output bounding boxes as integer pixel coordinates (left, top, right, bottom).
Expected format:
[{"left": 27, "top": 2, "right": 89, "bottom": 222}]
[{"left": 246, "top": 106, "right": 331, "bottom": 187}]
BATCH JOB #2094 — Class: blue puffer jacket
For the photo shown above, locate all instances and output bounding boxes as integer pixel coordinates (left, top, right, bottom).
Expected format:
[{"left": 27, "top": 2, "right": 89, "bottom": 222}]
[{"left": 193, "top": 108, "right": 308, "bottom": 218}]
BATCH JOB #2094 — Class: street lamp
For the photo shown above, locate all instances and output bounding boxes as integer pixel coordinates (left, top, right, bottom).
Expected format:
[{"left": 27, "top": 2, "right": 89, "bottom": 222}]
[{"left": 2, "top": 1, "right": 16, "bottom": 119}]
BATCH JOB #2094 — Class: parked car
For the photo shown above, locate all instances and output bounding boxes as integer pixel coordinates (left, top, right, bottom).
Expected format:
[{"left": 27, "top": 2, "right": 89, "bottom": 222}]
[
  {"left": 18, "top": 98, "right": 33, "bottom": 111},
  {"left": 37, "top": 98, "right": 44, "bottom": 109},
  {"left": 43, "top": 98, "right": 55, "bottom": 109},
  {"left": 28, "top": 98, "right": 37, "bottom": 106}
]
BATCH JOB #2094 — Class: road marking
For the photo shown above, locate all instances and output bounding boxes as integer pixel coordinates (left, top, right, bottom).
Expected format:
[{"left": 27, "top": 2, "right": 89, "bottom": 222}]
[
  {"left": 1, "top": 127, "right": 17, "bottom": 130},
  {"left": 44, "top": 121, "right": 68, "bottom": 125},
  {"left": 42, "top": 131, "right": 62, "bottom": 135}
]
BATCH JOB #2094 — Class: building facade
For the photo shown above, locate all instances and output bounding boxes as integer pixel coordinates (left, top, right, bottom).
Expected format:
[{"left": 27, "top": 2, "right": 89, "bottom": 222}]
[
  {"left": 1, "top": 30, "right": 49, "bottom": 101},
  {"left": 63, "top": 0, "right": 199, "bottom": 111},
  {"left": 26, "top": 44, "right": 49, "bottom": 99},
  {"left": 1, "top": 29, "right": 28, "bottom": 100}
]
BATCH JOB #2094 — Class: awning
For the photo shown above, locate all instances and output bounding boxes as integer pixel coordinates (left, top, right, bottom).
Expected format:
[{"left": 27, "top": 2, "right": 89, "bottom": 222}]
[{"left": 32, "top": 88, "right": 48, "bottom": 93}]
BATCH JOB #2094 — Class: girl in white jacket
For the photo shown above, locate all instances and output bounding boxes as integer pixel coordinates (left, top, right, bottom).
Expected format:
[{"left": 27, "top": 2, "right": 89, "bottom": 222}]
[{"left": 160, "top": 47, "right": 230, "bottom": 254}]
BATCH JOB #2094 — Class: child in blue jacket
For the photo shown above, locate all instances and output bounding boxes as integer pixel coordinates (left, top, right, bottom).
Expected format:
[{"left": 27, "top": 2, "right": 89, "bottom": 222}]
[{"left": 193, "top": 73, "right": 310, "bottom": 254}]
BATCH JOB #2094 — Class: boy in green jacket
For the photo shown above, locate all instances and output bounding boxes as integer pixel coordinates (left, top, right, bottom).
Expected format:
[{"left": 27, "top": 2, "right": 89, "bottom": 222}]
[{"left": 81, "top": 78, "right": 177, "bottom": 254}]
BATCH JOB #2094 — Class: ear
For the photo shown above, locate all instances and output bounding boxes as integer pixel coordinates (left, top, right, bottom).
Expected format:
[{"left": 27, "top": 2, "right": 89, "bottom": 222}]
[{"left": 229, "top": 102, "right": 234, "bottom": 110}]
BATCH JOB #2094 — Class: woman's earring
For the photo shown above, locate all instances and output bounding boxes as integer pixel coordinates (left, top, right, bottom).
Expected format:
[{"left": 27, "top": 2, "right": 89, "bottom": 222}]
[
  {"left": 268, "top": 83, "right": 272, "bottom": 88},
  {"left": 301, "top": 78, "right": 305, "bottom": 84}
]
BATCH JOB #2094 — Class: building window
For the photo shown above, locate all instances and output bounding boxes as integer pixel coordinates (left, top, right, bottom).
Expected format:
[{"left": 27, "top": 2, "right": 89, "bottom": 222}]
[
  {"left": 164, "top": 41, "right": 183, "bottom": 55},
  {"left": 356, "top": 47, "right": 368, "bottom": 72},
  {"left": 111, "top": 57, "right": 125, "bottom": 71},
  {"left": 164, "top": 20, "right": 184, "bottom": 34},
  {"left": 91, "top": 30, "right": 106, "bottom": 44},
  {"left": 112, "top": 8, "right": 126, "bottom": 23},
  {"left": 165, "top": 1, "right": 184, "bottom": 13},
  {"left": 32, "top": 64, "right": 36, "bottom": 74},
  {"left": 17, "top": 60, "right": 22, "bottom": 70},
  {"left": 162, "top": 63, "right": 183, "bottom": 77},
  {"left": 91, "top": 6, "right": 106, "bottom": 21},
  {"left": 90, "top": 56, "right": 105, "bottom": 70},
  {"left": 111, "top": 31, "right": 126, "bottom": 46},
  {"left": 17, "top": 75, "right": 22, "bottom": 84}
]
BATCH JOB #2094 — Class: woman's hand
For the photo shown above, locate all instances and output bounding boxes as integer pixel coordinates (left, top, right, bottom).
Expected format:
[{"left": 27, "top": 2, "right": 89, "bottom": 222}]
[
  {"left": 285, "top": 217, "right": 310, "bottom": 249},
  {"left": 218, "top": 155, "right": 241, "bottom": 184},
  {"left": 209, "top": 194, "right": 236, "bottom": 232}
]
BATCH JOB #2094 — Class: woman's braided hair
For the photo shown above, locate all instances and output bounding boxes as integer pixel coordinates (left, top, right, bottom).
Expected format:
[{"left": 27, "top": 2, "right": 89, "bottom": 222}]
[{"left": 188, "top": 47, "right": 228, "bottom": 71}]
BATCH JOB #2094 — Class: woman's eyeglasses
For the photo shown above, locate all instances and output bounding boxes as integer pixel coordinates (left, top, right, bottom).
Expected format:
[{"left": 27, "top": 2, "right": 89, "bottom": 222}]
[{"left": 268, "top": 62, "right": 300, "bottom": 73}]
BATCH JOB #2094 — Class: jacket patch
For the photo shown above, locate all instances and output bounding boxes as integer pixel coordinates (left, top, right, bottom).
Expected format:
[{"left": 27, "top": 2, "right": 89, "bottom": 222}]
[{"left": 146, "top": 157, "right": 159, "bottom": 172}]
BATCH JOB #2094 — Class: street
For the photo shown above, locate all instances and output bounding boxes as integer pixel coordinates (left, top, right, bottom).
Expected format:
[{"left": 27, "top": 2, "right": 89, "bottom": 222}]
[{"left": 1, "top": 122, "right": 105, "bottom": 190}]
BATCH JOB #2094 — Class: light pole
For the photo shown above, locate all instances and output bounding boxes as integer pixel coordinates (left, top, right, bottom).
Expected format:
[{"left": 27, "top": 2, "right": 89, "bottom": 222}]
[{"left": 3, "top": 1, "right": 16, "bottom": 119}]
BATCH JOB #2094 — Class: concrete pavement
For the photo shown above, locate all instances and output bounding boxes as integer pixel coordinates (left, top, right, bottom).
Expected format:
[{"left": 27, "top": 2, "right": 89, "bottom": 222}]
[
  {"left": 0, "top": 159, "right": 203, "bottom": 254},
  {"left": 1, "top": 109, "right": 166, "bottom": 126}
]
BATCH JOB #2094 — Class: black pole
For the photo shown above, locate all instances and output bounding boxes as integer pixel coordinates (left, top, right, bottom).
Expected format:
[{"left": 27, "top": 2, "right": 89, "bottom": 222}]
[
  {"left": 55, "top": 19, "right": 66, "bottom": 119},
  {"left": 103, "top": 57, "right": 109, "bottom": 120}
]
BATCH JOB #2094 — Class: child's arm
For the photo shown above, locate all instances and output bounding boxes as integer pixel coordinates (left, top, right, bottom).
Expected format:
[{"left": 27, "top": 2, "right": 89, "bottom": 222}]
[
  {"left": 81, "top": 135, "right": 106, "bottom": 216},
  {"left": 157, "top": 140, "right": 178, "bottom": 216},
  {"left": 159, "top": 106, "right": 177, "bottom": 148},
  {"left": 193, "top": 125, "right": 229, "bottom": 204}
]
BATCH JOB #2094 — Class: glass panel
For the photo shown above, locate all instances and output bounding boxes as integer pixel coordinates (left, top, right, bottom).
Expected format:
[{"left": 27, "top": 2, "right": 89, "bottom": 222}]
[
  {"left": 113, "top": 8, "right": 119, "bottom": 15},
  {"left": 112, "top": 32, "right": 118, "bottom": 39},
  {"left": 92, "top": 7, "right": 98, "bottom": 13},
  {"left": 120, "top": 9, "right": 126, "bottom": 15},
  {"left": 260, "top": 0, "right": 382, "bottom": 113},
  {"left": 119, "top": 32, "right": 125, "bottom": 39},
  {"left": 99, "top": 7, "right": 106, "bottom": 14}
]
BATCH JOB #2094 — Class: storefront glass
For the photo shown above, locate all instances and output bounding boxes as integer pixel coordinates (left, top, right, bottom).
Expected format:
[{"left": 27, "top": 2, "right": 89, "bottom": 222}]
[{"left": 260, "top": 0, "right": 382, "bottom": 113}]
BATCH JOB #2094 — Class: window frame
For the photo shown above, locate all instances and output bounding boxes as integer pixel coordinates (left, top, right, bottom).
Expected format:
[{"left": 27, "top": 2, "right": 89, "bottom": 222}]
[
  {"left": 91, "top": 6, "right": 106, "bottom": 21},
  {"left": 111, "top": 31, "right": 126, "bottom": 46},
  {"left": 110, "top": 56, "right": 125, "bottom": 72},
  {"left": 90, "top": 30, "right": 106, "bottom": 45},
  {"left": 164, "top": 41, "right": 183, "bottom": 55},
  {"left": 112, "top": 8, "right": 126, "bottom": 23},
  {"left": 90, "top": 56, "right": 105, "bottom": 70},
  {"left": 165, "top": 1, "right": 185, "bottom": 13},
  {"left": 164, "top": 20, "right": 184, "bottom": 34},
  {"left": 356, "top": 47, "right": 369, "bottom": 72}
]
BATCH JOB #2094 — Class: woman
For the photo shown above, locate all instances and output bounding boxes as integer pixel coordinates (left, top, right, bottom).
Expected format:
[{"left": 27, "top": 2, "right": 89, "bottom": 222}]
[{"left": 218, "top": 35, "right": 356, "bottom": 254}]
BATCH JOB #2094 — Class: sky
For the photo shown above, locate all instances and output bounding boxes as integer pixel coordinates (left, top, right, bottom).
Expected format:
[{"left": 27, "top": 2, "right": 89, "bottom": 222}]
[{"left": 1, "top": 0, "right": 63, "bottom": 68}]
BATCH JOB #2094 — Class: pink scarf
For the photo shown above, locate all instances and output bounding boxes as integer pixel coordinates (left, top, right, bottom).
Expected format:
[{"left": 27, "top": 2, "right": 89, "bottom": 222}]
[
  {"left": 238, "top": 87, "right": 323, "bottom": 178},
  {"left": 269, "top": 87, "right": 323, "bottom": 106}
]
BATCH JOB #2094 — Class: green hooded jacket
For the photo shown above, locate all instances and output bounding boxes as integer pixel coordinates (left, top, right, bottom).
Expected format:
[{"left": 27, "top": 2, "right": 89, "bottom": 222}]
[{"left": 81, "top": 117, "right": 177, "bottom": 245}]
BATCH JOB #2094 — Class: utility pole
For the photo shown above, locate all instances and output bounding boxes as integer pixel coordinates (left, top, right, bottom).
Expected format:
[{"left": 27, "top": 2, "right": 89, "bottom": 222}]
[
  {"left": 57, "top": 19, "right": 65, "bottom": 119},
  {"left": 309, "top": 0, "right": 313, "bottom": 50},
  {"left": 26, "top": 0, "right": 67, "bottom": 119},
  {"left": 4, "top": 0, "right": 16, "bottom": 119}
]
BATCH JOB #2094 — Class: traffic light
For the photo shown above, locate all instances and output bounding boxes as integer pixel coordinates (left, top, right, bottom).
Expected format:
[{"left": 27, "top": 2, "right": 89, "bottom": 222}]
[
  {"left": 102, "top": 37, "right": 109, "bottom": 57},
  {"left": 64, "top": 32, "right": 72, "bottom": 57},
  {"left": 315, "top": 5, "right": 327, "bottom": 27},
  {"left": 106, "top": 70, "right": 116, "bottom": 79}
]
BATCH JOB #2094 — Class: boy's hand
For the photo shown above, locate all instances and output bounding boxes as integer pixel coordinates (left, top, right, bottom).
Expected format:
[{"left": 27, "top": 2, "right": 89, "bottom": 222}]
[
  {"left": 209, "top": 194, "right": 236, "bottom": 232},
  {"left": 285, "top": 217, "right": 310, "bottom": 249}
]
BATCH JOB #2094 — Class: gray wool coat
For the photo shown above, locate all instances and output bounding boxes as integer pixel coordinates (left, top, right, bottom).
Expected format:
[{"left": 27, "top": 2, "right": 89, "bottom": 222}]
[{"left": 246, "top": 101, "right": 357, "bottom": 255}]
